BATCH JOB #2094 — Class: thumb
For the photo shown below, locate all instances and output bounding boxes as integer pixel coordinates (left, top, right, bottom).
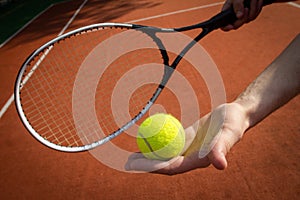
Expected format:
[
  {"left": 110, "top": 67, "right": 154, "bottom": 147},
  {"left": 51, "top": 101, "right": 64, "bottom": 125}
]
[
  {"left": 207, "top": 139, "right": 229, "bottom": 170},
  {"left": 209, "top": 149, "right": 228, "bottom": 170}
]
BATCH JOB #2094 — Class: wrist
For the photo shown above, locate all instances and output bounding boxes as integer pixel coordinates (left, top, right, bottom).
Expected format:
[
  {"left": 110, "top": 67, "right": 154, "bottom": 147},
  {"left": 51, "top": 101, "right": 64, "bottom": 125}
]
[{"left": 232, "top": 96, "right": 257, "bottom": 130}]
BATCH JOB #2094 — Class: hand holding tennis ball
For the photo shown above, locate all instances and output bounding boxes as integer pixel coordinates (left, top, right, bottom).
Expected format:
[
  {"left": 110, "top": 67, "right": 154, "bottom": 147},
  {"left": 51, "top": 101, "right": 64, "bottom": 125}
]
[
  {"left": 136, "top": 113, "right": 185, "bottom": 160},
  {"left": 128, "top": 104, "right": 248, "bottom": 174}
]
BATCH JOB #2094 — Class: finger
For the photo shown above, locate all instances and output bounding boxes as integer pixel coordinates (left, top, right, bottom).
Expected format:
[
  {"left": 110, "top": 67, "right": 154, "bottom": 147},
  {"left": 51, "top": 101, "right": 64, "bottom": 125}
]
[
  {"left": 248, "top": 0, "right": 261, "bottom": 21},
  {"left": 126, "top": 152, "right": 211, "bottom": 175},
  {"left": 154, "top": 153, "right": 211, "bottom": 175},
  {"left": 195, "top": 104, "right": 226, "bottom": 159},
  {"left": 125, "top": 153, "right": 146, "bottom": 171},
  {"left": 207, "top": 138, "right": 228, "bottom": 170},
  {"left": 230, "top": 8, "right": 249, "bottom": 30},
  {"left": 222, "top": 0, "right": 233, "bottom": 11},
  {"left": 232, "top": 0, "right": 245, "bottom": 18},
  {"left": 221, "top": 0, "right": 246, "bottom": 31},
  {"left": 206, "top": 126, "right": 240, "bottom": 170},
  {"left": 208, "top": 149, "right": 228, "bottom": 170},
  {"left": 126, "top": 155, "right": 183, "bottom": 173},
  {"left": 251, "top": 0, "right": 264, "bottom": 20},
  {"left": 221, "top": 24, "right": 235, "bottom": 32},
  {"left": 127, "top": 152, "right": 145, "bottom": 160}
]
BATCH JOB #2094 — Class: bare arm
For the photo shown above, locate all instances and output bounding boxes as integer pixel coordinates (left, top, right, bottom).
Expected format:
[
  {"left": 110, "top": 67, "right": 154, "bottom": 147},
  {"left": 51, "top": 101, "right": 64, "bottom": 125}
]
[
  {"left": 235, "top": 34, "right": 300, "bottom": 128},
  {"left": 126, "top": 34, "right": 300, "bottom": 174}
]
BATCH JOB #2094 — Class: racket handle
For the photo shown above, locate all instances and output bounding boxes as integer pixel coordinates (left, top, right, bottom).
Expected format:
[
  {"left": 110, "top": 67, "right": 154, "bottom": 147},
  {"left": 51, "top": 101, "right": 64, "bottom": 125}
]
[{"left": 204, "top": 0, "right": 275, "bottom": 30}]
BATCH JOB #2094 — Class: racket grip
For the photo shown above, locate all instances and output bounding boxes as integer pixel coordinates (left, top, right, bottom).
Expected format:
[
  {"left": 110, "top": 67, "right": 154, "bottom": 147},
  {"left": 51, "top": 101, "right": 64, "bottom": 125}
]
[{"left": 205, "top": 0, "right": 275, "bottom": 30}]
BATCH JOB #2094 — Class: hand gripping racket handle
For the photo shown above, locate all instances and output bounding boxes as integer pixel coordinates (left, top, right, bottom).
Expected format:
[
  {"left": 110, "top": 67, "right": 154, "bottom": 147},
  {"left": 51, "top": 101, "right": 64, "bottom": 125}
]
[{"left": 201, "top": 0, "right": 275, "bottom": 31}]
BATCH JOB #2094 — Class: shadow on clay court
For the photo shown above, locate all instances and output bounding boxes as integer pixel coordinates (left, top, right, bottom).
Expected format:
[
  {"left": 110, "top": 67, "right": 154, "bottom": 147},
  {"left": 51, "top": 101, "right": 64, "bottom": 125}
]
[{"left": 1, "top": 0, "right": 161, "bottom": 49}]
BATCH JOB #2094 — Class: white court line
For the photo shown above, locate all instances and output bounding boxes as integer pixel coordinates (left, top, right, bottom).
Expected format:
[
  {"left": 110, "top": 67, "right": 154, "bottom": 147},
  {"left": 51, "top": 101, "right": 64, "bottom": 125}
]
[
  {"left": 287, "top": 2, "right": 300, "bottom": 8},
  {"left": 128, "top": 2, "right": 223, "bottom": 23},
  {"left": 0, "top": 1, "right": 223, "bottom": 119},
  {"left": 128, "top": 1, "right": 300, "bottom": 24},
  {"left": 58, "top": 0, "right": 88, "bottom": 36},
  {"left": 0, "top": 5, "right": 54, "bottom": 49},
  {"left": 0, "top": 95, "right": 14, "bottom": 119},
  {"left": 0, "top": 0, "right": 88, "bottom": 119},
  {"left": 0, "top": 0, "right": 86, "bottom": 48},
  {"left": 2, "top": 1, "right": 299, "bottom": 119}
]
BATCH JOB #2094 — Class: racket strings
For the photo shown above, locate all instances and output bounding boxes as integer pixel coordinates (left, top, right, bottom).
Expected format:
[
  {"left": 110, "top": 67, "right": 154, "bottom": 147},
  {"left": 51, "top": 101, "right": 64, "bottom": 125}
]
[
  {"left": 19, "top": 26, "right": 165, "bottom": 149},
  {"left": 22, "top": 55, "right": 80, "bottom": 147},
  {"left": 20, "top": 29, "right": 114, "bottom": 147},
  {"left": 92, "top": 56, "right": 159, "bottom": 143}
]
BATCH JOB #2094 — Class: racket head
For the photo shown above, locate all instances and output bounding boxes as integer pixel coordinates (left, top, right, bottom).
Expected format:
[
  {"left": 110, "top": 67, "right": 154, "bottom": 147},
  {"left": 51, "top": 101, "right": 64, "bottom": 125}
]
[{"left": 14, "top": 23, "right": 170, "bottom": 152}]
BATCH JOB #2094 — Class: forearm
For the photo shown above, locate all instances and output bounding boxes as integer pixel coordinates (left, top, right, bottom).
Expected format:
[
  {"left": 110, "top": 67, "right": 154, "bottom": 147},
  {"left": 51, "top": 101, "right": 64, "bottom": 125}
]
[{"left": 234, "top": 34, "right": 300, "bottom": 129}]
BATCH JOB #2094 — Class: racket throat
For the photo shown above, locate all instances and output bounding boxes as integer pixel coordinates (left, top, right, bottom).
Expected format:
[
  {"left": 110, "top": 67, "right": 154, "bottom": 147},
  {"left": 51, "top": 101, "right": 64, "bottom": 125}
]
[{"left": 160, "top": 65, "right": 175, "bottom": 87}]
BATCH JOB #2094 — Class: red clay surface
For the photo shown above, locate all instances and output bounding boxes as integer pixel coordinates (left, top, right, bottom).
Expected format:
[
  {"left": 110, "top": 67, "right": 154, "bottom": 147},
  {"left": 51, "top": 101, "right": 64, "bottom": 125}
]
[{"left": 0, "top": 0, "right": 299, "bottom": 199}]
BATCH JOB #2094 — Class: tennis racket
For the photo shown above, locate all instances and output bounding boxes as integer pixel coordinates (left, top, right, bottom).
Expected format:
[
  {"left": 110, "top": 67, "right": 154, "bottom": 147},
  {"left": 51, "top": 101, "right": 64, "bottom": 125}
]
[{"left": 15, "top": 0, "right": 274, "bottom": 152}]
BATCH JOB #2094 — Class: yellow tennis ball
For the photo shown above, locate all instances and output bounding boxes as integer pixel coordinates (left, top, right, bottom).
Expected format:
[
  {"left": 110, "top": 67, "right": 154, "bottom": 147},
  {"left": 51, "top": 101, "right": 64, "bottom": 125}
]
[{"left": 137, "top": 113, "right": 185, "bottom": 160}]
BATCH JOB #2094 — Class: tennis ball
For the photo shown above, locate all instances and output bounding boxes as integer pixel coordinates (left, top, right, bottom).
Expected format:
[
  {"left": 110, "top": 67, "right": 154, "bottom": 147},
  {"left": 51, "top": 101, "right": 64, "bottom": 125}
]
[{"left": 137, "top": 113, "right": 185, "bottom": 160}]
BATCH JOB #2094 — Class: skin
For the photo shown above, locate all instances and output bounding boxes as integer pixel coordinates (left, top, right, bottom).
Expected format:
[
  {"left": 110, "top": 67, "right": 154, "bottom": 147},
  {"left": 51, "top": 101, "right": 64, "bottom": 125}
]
[
  {"left": 126, "top": 34, "right": 300, "bottom": 175},
  {"left": 222, "top": 0, "right": 295, "bottom": 31},
  {"left": 125, "top": 1, "right": 300, "bottom": 175}
]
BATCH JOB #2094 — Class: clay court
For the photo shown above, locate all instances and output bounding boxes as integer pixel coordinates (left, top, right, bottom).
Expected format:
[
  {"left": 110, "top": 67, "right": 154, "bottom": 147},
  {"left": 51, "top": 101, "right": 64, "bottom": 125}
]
[{"left": 0, "top": 0, "right": 299, "bottom": 199}]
